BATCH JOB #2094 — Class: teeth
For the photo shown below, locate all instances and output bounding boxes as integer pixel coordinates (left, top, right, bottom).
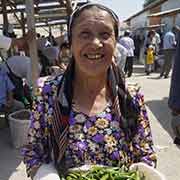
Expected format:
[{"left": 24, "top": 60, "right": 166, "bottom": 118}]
[{"left": 86, "top": 54, "right": 103, "bottom": 60}]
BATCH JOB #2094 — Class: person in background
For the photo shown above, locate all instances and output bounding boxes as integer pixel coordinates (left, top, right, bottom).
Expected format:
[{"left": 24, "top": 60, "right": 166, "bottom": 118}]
[
  {"left": 0, "top": 31, "right": 33, "bottom": 51},
  {"left": 57, "top": 42, "right": 70, "bottom": 71},
  {"left": 1, "top": 55, "right": 41, "bottom": 87},
  {"left": 0, "top": 55, "right": 41, "bottom": 106},
  {"left": 160, "top": 27, "right": 177, "bottom": 78},
  {"left": 22, "top": 3, "right": 159, "bottom": 180},
  {"left": 49, "top": 41, "right": 71, "bottom": 76},
  {"left": 144, "top": 30, "right": 156, "bottom": 73},
  {"left": 133, "top": 33, "right": 143, "bottom": 61},
  {"left": 119, "top": 30, "right": 135, "bottom": 77},
  {"left": 42, "top": 46, "right": 59, "bottom": 66},
  {"left": 168, "top": 27, "right": 180, "bottom": 145},
  {"left": 151, "top": 30, "right": 161, "bottom": 54},
  {"left": 114, "top": 42, "right": 128, "bottom": 72},
  {"left": 152, "top": 30, "right": 161, "bottom": 72},
  {"left": 145, "top": 45, "right": 155, "bottom": 75},
  {"left": 0, "top": 67, "right": 24, "bottom": 114}
]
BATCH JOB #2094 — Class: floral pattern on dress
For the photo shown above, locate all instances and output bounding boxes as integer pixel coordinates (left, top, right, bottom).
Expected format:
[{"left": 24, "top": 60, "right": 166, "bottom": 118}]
[
  {"left": 64, "top": 99, "right": 156, "bottom": 169},
  {"left": 21, "top": 76, "right": 157, "bottom": 177}
]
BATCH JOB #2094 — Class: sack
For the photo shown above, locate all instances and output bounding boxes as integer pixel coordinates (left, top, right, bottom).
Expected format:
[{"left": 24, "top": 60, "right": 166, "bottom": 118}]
[{"left": 5, "top": 62, "right": 24, "bottom": 101}]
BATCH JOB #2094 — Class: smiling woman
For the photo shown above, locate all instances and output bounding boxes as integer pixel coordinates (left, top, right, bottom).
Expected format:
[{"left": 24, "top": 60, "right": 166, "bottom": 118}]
[
  {"left": 22, "top": 3, "right": 157, "bottom": 180},
  {"left": 71, "top": 6, "right": 116, "bottom": 77}
]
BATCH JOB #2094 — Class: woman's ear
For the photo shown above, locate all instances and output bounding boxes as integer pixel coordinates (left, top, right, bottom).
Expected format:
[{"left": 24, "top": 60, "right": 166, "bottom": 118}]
[
  {"left": 69, "top": 45, "right": 73, "bottom": 58},
  {"left": 70, "top": 45, "right": 72, "bottom": 52},
  {"left": 113, "top": 44, "right": 117, "bottom": 58}
]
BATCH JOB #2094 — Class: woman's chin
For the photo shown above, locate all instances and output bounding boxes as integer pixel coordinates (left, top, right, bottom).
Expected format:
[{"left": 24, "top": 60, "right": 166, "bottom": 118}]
[{"left": 81, "top": 68, "right": 108, "bottom": 77}]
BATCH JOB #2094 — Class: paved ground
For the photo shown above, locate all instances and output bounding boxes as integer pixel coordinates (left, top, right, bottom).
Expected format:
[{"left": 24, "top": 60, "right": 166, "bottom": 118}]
[{"left": 0, "top": 64, "right": 180, "bottom": 180}]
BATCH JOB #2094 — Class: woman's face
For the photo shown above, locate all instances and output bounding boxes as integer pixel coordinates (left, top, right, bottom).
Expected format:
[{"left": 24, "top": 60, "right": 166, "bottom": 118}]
[{"left": 71, "top": 7, "right": 116, "bottom": 77}]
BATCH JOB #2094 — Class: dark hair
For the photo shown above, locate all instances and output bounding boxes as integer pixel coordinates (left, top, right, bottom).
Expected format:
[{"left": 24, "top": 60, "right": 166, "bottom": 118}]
[
  {"left": 37, "top": 33, "right": 41, "bottom": 38},
  {"left": 124, "top": 30, "right": 130, "bottom": 36},
  {"left": 68, "top": 3, "right": 119, "bottom": 44},
  {"left": 60, "top": 42, "right": 69, "bottom": 50}
]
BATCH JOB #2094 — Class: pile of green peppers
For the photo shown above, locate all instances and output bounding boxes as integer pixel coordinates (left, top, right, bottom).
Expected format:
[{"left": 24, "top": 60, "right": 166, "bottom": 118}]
[{"left": 63, "top": 166, "right": 144, "bottom": 180}]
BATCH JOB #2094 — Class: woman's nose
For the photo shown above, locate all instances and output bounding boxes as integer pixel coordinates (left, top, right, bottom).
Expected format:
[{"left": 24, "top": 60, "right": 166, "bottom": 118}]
[{"left": 92, "top": 37, "right": 103, "bottom": 48}]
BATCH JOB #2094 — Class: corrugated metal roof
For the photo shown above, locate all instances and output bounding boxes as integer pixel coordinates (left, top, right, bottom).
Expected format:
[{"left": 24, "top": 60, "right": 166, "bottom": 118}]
[
  {"left": 148, "top": 7, "right": 180, "bottom": 17},
  {"left": 0, "top": 0, "right": 88, "bottom": 28}
]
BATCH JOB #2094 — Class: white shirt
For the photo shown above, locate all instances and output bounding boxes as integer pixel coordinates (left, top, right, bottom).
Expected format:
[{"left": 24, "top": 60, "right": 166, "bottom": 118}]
[
  {"left": 0, "top": 35, "right": 12, "bottom": 51},
  {"left": 163, "top": 31, "right": 176, "bottom": 49},
  {"left": 115, "top": 43, "right": 128, "bottom": 71},
  {"left": 119, "top": 36, "right": 135, "bottom": 57},
  {"left": 1, "top": 56, "right": 41, "bottom": 86}
]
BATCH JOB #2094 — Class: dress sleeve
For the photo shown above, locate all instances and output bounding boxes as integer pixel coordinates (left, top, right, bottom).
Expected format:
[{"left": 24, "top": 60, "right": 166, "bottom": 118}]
[
  {"left": 128, "top": 84, "right": 157, "bottom": 168},
  {"left": 21, "top": 84, "right": 53, "bottom": 178}
]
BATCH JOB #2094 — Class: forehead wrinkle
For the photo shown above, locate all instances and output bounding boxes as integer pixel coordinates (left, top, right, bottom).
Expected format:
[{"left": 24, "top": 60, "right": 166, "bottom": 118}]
[{"left": 73, "top": 8, "right": 114, "bottom": 29}]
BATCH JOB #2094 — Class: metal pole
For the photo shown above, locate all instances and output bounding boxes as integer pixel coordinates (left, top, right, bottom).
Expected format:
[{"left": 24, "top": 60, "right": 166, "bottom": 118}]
[{"left": 25, "top": 0, "right": 39, "bottom": 92}]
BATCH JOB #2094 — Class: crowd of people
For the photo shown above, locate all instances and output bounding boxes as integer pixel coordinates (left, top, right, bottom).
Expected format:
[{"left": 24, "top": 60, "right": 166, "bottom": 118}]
[
  {"left": 0, "top": 2, "right": 179, "bottom": 180},
  {"left": 0, "top": 29, "right": 71, "bottom": 116}
]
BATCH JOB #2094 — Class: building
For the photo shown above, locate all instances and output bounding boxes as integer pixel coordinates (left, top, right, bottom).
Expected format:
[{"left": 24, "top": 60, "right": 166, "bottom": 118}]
[
  {"left": 148, "top": 0, "right": 180, "bottom": 32},
  {"left": 124, "top": 0, "right": 180, "bottom": 64},
  {"left": 124, "top": 0, "right": 180, "bottom": 33}
]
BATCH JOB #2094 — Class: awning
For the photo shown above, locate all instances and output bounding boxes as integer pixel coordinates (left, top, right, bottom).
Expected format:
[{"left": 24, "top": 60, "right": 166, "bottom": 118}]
[
  {"left": 134, "top": 24, "right": 165, "bottom": 30},
  {"left": 148, "top": 8, "right": 180, "bottom": 17}
]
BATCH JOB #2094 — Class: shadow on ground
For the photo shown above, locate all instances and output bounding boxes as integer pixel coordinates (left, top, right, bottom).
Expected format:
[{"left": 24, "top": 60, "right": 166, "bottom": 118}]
[
  {"left": 0, "top": 128, "right": 22, "bottom": 179},
  {"left": 132, "top": 64, "right": 161, "bottom": 77},
  {"left": 146, "top": 98, "right": 180, "bottom": 150},
  {"left": 146, "top": 97, "right": 174, "bottom": 138}
]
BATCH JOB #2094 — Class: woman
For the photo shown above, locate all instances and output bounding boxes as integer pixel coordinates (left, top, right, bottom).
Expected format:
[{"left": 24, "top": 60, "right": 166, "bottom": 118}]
[
  {"left": 51, "top": 41, "right": 70, "bottom": 75},
  {"left": 22, "top": 3, "right": 157, "bottom": 180},
  {"left": 144, "top": 30, "right": 156, "bottom": 73}
]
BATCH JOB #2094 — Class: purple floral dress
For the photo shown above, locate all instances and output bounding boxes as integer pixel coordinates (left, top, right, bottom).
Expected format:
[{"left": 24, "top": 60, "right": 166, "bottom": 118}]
[
  {"left": 22, "top": 77, "right": 157, "bottom": 177},
  {"left": 65, "top": 101, "right": 156, "bottom": 169}
]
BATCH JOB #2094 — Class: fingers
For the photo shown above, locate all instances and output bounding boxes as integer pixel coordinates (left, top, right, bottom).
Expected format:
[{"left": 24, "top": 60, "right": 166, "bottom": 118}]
[
  {"left": 33, "top": 163, "right": 60, "bottom": 180},
  {"left": 130, "top": 163, "right": 166, "bottom": 180}
]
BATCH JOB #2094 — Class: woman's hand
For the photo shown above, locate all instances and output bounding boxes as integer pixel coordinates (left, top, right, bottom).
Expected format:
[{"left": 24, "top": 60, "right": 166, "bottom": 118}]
[
  {"left": 130, "top": 162, "right": 166, "bottom": 180},
  {"left": 33, "top": 163, "right": 60, "bottom": 180}
]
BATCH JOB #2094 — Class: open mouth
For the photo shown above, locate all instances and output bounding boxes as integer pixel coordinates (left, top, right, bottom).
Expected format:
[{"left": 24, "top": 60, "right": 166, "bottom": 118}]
[{"left": 84, "top": 54, "right": 104, "bottom": 61}]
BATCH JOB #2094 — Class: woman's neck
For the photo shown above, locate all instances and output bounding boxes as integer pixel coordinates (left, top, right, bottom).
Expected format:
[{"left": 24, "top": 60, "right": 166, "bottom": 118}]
[
  {"left": 74, "top": 70, "right": 108, "bottom": 96},
  {"left": 73, "top": 70, "right": 110, "bottom": 116}
]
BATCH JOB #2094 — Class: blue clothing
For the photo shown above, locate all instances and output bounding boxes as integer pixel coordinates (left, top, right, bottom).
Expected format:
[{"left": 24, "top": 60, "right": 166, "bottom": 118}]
[
  {"left": 163, "top": 31, "right": 176, "bottom": 49},
  {"left": 0, "top": 68, "right": 15, "bottom": 107},
  {"left": 169, "top": 32, "right": 180, "bottom": 110}
]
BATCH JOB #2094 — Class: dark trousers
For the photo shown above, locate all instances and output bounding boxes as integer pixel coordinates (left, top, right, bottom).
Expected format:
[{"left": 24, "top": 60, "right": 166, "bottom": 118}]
[
  {"left": 161, "top": 49, "right": 175, "bottom": 77},
  {"left": 124, "top": 56, "right": 134, "bottom": 77}
]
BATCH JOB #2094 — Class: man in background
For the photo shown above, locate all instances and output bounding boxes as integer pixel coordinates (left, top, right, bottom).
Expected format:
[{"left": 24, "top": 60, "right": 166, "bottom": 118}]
[
  {"left": 160, "top": 27, "right": 177, "bottom": 78},
  {"left": 119, "top": 30, "right": 135, "bottom": 77},
  {"left": 114, "top": 42, "right": 128, "bottom": 72}
]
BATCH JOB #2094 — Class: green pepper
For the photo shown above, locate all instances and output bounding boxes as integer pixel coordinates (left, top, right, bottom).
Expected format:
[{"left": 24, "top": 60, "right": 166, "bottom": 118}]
[{"left": 65, "top": 166, "right": 143, "bottom": 180}]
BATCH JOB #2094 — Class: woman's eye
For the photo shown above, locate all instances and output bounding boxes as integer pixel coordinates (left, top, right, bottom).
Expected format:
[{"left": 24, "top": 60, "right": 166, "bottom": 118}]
[
  {"left": 80, "top": 32, "right": 90, "bottom": 39},
  {"left": 100, "top": 32, "right": 111, "bottom": 40}
]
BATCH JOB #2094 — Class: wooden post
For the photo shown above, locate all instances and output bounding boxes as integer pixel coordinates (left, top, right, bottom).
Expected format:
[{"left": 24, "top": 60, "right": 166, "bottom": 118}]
[
  {"left": 65, "top": 0, "right": 73, "bottom": 15},
  {"left": 21, "top": 12, "right": 26, "bottom": 36},
  {"left": 25, "top": 0, "right": 39, "bottom": 92},
  {"left": 2, "top": 0, "right": 8, "bottom": 35}
]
